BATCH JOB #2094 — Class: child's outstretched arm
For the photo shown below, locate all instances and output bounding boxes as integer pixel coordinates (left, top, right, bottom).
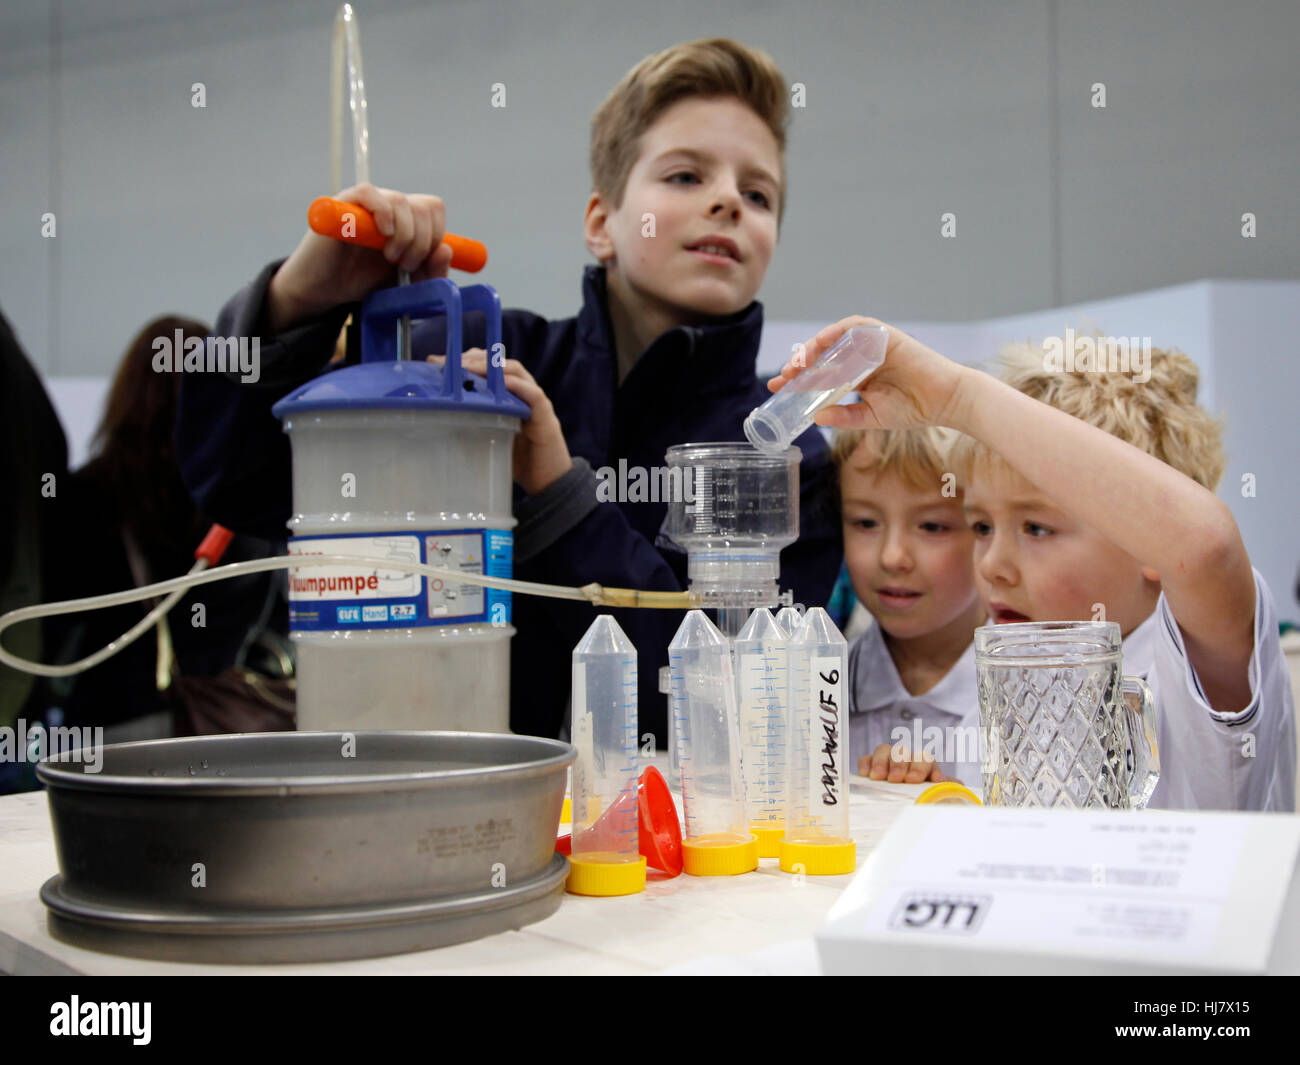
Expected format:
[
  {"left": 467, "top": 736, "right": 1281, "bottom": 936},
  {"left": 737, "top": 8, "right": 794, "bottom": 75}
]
[{"left": 772, "top": 316, "right": 1256, "bottom": 714}]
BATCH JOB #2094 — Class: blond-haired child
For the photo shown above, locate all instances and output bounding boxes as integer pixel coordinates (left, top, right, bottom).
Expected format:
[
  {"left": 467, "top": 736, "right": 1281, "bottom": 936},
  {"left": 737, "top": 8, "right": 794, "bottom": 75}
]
[
  {"left": 833, "top": 428, "right": 986, "bottom": 786},
  {"left": 774, "top": 321, "right": 1296, "bottom": 810}
]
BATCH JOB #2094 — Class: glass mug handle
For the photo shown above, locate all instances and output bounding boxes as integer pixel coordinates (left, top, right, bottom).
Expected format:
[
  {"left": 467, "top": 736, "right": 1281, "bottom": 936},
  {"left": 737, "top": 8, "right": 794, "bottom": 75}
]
[{"left": 1121, "top": 676, "right": 1160, "bottom": 808}]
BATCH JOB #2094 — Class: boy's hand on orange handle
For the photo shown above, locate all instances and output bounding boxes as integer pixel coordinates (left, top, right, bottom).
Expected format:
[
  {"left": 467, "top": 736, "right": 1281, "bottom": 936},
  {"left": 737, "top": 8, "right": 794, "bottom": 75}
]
[
  {"left": 859, "top": 742, "right": 951, "bottom": 784},
  {"left": 427, "top": 349, "right": 573, "bottom": 497},
  {"left": 765, "top": 315, "right": 972, "bottom": 434},
  {"left": 267, "top": 184, "right": 455, "bottom": 334},
  {"left": 308, "top": 196, "right": 487, "bottom": 272}
]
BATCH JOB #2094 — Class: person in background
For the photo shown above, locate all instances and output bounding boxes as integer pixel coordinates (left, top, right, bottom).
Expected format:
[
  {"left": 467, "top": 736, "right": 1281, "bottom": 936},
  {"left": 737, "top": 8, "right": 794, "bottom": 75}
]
[
  {"left": 38, "top": 316, "right": 288, "bottom": 740},
  {"left": 0, "top": 310, "right": 71, "bottom": 791}
]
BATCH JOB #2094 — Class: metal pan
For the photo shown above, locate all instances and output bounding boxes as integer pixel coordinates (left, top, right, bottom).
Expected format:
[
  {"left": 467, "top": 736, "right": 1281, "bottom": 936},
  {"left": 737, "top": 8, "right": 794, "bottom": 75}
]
[{"left": 37, "top": 731, "right": 574, "bottom": 963}]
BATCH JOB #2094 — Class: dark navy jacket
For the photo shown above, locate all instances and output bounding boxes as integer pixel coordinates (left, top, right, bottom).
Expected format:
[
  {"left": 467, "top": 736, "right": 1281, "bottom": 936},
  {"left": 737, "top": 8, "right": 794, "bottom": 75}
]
[{"left": 177, "top": 263, "right": 843, "bottom": 742}]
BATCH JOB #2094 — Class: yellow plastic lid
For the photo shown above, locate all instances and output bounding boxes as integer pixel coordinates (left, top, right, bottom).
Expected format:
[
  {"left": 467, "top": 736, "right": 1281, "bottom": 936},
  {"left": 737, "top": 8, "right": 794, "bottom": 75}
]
[
  {"left": 779, "top": 838, "right": 857, "bottom": 876},
  {"left": 915, "top": 782, "right": 983, "bottom": 806},
  {"left": 681, "top": 835, "right": 759, "bottom": 876},
  {"left": 559, "top": 797, "right": 572, "bottom": 824},
  {"left": 749, "top": 822, "right": 786, "bottom": 858},
  {"left": 565, "top": 854, "right": 647, "bottom": 896}
]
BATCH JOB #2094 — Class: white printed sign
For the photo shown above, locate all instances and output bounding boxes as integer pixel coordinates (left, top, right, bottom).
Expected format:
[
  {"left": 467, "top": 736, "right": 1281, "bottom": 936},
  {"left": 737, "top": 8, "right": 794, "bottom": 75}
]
[{"left": 820, "top": 806, "right": 1300, "bottom": 974}]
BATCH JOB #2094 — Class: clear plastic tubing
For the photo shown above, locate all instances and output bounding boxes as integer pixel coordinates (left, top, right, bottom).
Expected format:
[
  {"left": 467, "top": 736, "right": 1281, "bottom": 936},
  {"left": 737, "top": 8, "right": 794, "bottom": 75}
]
[
  {"left": 330, "top": 4, "right": 370, "bottom": 192},
  {"left": 668, "top": 610, "right": 758, "bottom": 876},
  {"left": 744, "top": 324, "right": 889, "bottom": 452},
  {"left": 734, "top": 607, "right": 789, "bottom": 857},
  {"left": 567, "top": 615, "right": 646, "bottom": 896},
  {"left": 781, "top": 607, "right": 856, "bottom": 875}
]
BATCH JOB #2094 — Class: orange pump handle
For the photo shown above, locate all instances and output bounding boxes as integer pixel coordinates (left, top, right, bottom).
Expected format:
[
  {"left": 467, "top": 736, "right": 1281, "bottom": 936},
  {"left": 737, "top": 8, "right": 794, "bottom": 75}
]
[{"left": 307, "top": 196, "right": 487, "bottom": 273}]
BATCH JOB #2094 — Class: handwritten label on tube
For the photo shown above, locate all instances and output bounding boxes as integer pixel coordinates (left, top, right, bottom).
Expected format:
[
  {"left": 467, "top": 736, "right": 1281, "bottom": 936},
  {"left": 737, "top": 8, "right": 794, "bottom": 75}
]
[{"left": 812, "top": 657, "right": 844, "bottom": 808}]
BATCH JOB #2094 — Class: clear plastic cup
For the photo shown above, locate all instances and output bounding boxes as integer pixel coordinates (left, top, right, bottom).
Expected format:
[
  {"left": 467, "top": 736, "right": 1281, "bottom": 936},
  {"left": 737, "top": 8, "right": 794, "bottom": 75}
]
[
  {"left": 567, "top": 615, "right": 646, "bottom": 896},
  {"left": 734, "top": 607, "right": 789, "bottom": 857},
  {"left": 668, "top": 610, "right": 758, "bottom": 876},
  {"left": 744, "top": 324, "right": 888, "bottom": 452},
  {"left": 781, "top": 607, "right": 856, "bottom": 875}
]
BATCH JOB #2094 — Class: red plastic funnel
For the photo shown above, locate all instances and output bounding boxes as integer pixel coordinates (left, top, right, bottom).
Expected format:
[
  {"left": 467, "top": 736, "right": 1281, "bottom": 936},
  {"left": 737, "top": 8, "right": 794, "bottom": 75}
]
[
  {"left": 637, "top": 766, "right": 682, "bottom": 876},
  {"left": 555, "top": 766, "right": 683, "bottom": 877}
]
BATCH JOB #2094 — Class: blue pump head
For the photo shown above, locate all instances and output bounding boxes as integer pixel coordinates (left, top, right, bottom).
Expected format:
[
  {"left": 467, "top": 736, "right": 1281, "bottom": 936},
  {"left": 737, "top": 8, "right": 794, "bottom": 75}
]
[{"left": 272, "top": 280, "right": 531, "bottom": 419}]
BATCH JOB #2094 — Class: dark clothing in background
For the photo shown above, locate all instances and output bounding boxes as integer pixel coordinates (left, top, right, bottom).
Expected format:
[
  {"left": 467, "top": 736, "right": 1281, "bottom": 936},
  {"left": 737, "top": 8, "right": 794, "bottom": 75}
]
[
  {"left": 177, "top": 263, "right": 843, "bottom": 742},
  {"left": 0, "top": 307, "right": 285, "bottom": 739},
  {"left": 0, "top": 311, "right": 68, "bottom": 732},
  {"left": 41, "top": 464, "right": 286, "bottom": 730}
]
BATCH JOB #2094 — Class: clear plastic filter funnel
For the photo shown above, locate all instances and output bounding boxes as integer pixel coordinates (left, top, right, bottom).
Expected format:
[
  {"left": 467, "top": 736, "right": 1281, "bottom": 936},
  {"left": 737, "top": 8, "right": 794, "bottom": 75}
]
[
  {"left": 781, "top": 607, "right": 856, "bottom": 875},
  {"left": 744, "top": 325, "right": 888, "bottom": 453},
  {"left": 568, "top": 615, "right": 646, "bottom": 896},
  {"left": 668, "top": 610, "right": 759, "bottom": 876},
  {"left": 665, "top": 442, "right": 800, "bottom": 637},
  {"left": 734, "top": 607, "right": 790, "bottom": 857}
]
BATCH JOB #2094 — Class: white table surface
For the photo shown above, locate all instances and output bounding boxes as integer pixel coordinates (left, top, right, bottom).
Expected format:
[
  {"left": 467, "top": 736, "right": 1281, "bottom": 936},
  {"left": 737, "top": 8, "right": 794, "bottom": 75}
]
[{"left": 0, "top": 775, "right": 926, "bottom": 975}]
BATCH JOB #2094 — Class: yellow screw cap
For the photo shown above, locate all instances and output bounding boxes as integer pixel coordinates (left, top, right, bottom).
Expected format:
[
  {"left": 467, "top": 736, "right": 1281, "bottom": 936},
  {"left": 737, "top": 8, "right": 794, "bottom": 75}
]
[
  {"left": 565, "top": 855, "right": 647, "bottom": 896},
  {"left": 681, "top": 835, "right": 760, "bottom": 876},
  {"left": 778, "top": 838, "right": 857, "bottom": 875},
  {"left": 749, "top": 823, "right": 786, "bottom": 859},
  {"left": 915, "top": 782, "right": 983, "bottom": 805}
]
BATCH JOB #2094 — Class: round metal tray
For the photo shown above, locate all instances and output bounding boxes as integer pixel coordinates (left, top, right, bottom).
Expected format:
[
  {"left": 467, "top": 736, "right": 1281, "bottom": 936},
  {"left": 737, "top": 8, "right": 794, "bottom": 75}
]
[
  {"left": 37, "top": 731, "right": 574, "bottom": 963},
  {"left": 41, "top": 854, "right": 568, "bottom": 964}
]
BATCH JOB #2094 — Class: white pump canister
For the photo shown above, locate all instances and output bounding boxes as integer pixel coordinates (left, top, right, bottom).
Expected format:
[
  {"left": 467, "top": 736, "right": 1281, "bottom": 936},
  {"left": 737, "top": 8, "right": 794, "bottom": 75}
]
[{"left": 272, "top": 280, "right": 530, "bottom": 732}]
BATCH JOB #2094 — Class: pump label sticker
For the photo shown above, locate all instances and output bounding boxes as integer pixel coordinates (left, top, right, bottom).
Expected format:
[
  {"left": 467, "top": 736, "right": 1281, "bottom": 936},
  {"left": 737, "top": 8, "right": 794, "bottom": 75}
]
[{"left": 287, "top": 529, "right": 512, "bottom": 631}]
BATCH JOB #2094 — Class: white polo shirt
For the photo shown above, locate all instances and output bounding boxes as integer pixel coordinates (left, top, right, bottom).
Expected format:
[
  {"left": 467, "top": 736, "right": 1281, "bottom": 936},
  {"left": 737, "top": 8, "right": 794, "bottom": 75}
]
[
  {"left": 1126, "top": 568, "right": 1296, "bottom": 812},
  {"left": 846, "top": 620, "right": 983, "bottom": 788},
  {"left": 846, "top": 568, "right": 1297, "bottom": 811}
]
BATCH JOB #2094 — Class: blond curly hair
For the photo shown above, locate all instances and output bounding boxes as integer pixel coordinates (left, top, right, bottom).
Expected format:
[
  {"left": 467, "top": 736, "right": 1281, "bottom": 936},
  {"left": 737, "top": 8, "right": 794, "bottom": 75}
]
[{"left": 952, "top": 335, "right": 1225, "bottom": 490}]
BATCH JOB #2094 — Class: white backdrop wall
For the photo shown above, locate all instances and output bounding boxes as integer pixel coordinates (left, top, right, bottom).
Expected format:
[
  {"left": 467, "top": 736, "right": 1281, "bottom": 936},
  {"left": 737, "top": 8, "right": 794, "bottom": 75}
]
[{"left": 1, "top": 0, "right": 1297, "bottom": 375}]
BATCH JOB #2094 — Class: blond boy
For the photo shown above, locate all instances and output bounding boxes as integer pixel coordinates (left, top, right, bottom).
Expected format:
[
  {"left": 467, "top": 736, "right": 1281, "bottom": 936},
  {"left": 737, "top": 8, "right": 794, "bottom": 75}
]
[
  {"left": 833, "top": 428, "right": 985, "bottom": 786},
  {"left": 774, "top": 321, "right": 1296, "bottom": 810}
]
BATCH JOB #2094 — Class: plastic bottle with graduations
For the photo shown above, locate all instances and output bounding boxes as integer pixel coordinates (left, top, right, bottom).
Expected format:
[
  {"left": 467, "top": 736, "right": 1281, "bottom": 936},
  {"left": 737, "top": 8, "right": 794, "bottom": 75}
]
[
  {"left": 566, "top": 615, "right": 646, "bottom": 896},
  {"left": 774, "top": 605, "right": 805, "bottom": 640},
  {"left": 781, "top": 607, "right": 856, "bottom": 875},
  {"left": 733, "top": 607, "right": 789, "bottom": 858},
  {"left": 668, "top": 610, "right": 759, "bottom": 876}
]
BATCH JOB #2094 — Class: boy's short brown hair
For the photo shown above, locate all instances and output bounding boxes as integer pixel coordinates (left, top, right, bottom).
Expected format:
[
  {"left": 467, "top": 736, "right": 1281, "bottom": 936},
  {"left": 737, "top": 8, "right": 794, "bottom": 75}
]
[
  {"left": 590, "top": 38, "right": 790, "bottom": 224},
  {"left": 831, "top": 427, "right": 963, "bottom": 495},
  {"left": 952, "top": 337, "right": 1226, "bottom": 491}
]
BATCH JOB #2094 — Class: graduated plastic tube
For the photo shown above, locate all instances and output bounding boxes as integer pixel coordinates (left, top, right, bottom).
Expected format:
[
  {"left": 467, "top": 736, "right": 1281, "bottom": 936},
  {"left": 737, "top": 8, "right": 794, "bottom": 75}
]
[
  {"left": 774, "top": 605, "right": 805, "bottom": 640},
  {"left": 668, "top": 610, "right": 758, "bottom": 876},
  {"left": 782, "top": 607, "right": 855, "bottom": 875},
  {"left": 567, "top": 615, "right": 645, "bottom": 896},
  {"left": 734, "top": 607, "right": 789, "bottom": 857},
  {"left": 744, "top": 324, "right": 889, "bottom": 452}
]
